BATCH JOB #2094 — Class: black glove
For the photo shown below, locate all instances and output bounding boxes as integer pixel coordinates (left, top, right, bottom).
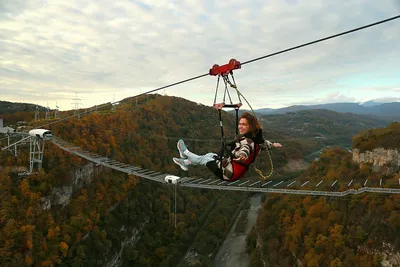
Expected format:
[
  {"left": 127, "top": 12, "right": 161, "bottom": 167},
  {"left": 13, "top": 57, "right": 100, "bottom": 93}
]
[{"left": 260, "top": 140, "right": 273, "bottom": 151}]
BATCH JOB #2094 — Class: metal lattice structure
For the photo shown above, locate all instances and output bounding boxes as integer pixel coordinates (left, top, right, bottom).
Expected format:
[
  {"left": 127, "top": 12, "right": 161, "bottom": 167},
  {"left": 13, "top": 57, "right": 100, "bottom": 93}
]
[
  {"left": 2, "top": 131, "right": 51, "bottom": 174},
  {"left": 29, "top": 136, "right": 46, "bottom": 173}
]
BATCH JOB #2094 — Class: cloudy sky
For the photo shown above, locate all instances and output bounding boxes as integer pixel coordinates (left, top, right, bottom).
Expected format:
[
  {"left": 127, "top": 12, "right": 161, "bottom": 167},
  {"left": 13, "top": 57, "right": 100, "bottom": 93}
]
[{"left": 1, "top": 0, "right": 400, "bottom": 111}]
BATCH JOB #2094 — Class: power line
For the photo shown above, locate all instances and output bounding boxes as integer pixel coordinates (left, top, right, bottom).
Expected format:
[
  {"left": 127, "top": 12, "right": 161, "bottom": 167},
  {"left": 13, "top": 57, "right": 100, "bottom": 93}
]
[
  {"left": 36, "top": 102, "right": 111, "bottom": 128},
  {"left": 34, "top": 14, "right": 399, "bottom": 129}
]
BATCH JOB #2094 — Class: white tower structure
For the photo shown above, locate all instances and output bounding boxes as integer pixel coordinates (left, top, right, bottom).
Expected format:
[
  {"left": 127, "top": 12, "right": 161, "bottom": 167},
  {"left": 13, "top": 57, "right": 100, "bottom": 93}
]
[{"left": 28, "top": 129, "right": 53, "bottom": 173}]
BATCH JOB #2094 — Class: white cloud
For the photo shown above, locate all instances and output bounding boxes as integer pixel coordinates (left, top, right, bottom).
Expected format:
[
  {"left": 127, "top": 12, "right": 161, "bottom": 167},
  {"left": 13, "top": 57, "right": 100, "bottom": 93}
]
[
  {"left": 369, "top": 97, "right": 400, "bottom": 103},
  {"left": 292, "top": 92, "right": 359, "bottom": 106},
  {"left": 1, "top": 0, "right": 399, "bottom": 111}
]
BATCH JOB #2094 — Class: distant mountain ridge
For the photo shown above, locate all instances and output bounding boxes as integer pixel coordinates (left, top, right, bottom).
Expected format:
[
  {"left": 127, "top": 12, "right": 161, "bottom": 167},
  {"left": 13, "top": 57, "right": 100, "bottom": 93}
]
[
  {"left": 254, "top": 102, "right": 400, "bottom": 120},
  {"left": 3, "top": 99, "right": 399, "bottom": 121},
  {"left": 0, "top": 100, "right": 46, "bottom": 115},
  {"left": 361, "top": 100, "right": 382, "bottom": 107}
]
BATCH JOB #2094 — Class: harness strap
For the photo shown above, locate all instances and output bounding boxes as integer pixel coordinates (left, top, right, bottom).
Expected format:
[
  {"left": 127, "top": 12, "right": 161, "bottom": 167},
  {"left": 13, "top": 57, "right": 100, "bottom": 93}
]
[
  {"left": 214, "top": 102, "right": 241, "bottom": 161},
  {"left": 232, "top": 143, "right": 260, "bottom": 167},
  {"left": 217, "top": 109, "right": 225, "bottom": 162},
  {"left": 228, "top": 143, "right": 260, "bottom": 181},
  {"left": 235, "top": 107, "right": 239, "bottom": 136}
]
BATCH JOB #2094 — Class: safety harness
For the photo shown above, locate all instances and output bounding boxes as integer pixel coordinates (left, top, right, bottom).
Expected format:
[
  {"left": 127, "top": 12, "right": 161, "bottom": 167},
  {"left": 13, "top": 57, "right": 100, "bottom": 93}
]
[
  {"left": 209, "top": 59, "right": 242, "bottom": 162},
  {"left": 209, "top": 59, "right": 274, "bottom": 180},
  {"left": 229, "top": 141, "right": 261, "bottom": 181}
]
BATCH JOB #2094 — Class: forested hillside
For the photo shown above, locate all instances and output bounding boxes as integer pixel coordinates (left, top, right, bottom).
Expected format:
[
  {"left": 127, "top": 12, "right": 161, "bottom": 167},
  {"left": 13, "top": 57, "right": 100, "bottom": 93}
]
[
  {"left": 0, "top": 95, "right": 287, "bottom": 266},
  {"left": 247, "top": 192, "right": 400, "bottom": 267},
  {"left": 49, "top": 95, "right": 240, "bottom": 176},
  {"left": 45, "top": 95, "right": 293, "bottom": 178},
  {"left": 260, "top": 109, "right": 388, "bottom": 146},
  {"left": 0, "top": 101, "right": 46, "bottom": 115},
  {"left": 352, "top": 122, "right": 400, "bottom": 152},
  {"left": 247, "top": 126, "right": 400, "bottom": 267},
  {"left": 1, "top": 95, "right": 398, "bottom": 266},
  {"left": 0, "top": 101, "right": 47, "bottom": 127}
]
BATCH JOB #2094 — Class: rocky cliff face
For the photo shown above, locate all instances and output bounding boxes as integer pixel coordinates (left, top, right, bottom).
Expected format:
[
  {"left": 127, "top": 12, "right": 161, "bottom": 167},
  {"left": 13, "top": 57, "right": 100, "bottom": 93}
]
[
  {"left": 106, "top": 219, "right": 149, "bottom": 267},
  {"left": 40, "top": 163, "right": 99, "bottom": 210},
  {"left": 380, "top": 241, "right": 400, "bottom": 267},
  {"left": 352, "top": 148, "right": 400, "bottom": 174},
  {"left": 282, "top": 159, "right": 310, "bottom": 173}
]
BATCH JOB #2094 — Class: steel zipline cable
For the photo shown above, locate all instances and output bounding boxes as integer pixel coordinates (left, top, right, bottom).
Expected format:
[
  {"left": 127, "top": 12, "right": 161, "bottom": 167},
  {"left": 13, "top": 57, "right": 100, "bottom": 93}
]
[
  {"left": 240, "top": 14, "right": 400, "bottom": 66},
  {"left": 32, "top": 14, "right": 400, "bottom": 129}
]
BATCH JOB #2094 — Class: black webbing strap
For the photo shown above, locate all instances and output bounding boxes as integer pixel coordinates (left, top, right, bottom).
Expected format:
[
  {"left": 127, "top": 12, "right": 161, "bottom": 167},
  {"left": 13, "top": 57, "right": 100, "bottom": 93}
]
[
  {"left": 218, "top": 109, "right": 225, "bottom": 161},
  {"left": 235, "top": 107, "right": 239, "bottom": 136},
  {"left": 217, "top": 106, "right": 241, "bottom": 161}
]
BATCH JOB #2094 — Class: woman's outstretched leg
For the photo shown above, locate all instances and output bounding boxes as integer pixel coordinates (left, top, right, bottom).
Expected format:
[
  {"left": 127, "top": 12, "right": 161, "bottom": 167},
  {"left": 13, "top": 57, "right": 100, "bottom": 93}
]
[{"left": 173, "top": 139, "right": 217, "bottom": 170}]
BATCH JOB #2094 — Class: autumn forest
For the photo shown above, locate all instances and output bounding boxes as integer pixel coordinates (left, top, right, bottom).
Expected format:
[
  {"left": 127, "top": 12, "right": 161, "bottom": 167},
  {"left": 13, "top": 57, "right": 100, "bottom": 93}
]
[{"left": 0, "top": 95, "right": 399, "bottom": 267}]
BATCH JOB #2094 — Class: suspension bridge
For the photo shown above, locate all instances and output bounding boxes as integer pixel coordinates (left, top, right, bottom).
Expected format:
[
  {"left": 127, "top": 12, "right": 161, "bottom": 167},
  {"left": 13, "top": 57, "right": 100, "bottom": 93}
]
[{"left": 52, "top": 137, "right": 400, "bottom": 196}]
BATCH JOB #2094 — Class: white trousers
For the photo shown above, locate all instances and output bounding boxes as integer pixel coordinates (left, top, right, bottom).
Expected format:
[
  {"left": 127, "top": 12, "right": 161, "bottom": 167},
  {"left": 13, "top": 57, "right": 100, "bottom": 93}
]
[{"left": 184, "top": 150, "right": 218, "bottom": 166}]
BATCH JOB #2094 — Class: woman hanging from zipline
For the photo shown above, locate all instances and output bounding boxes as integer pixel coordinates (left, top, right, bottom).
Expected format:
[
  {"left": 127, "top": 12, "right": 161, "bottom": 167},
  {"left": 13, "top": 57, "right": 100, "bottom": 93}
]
[{"left": 173, "top": 112, "right": 282, "bottom": 181}]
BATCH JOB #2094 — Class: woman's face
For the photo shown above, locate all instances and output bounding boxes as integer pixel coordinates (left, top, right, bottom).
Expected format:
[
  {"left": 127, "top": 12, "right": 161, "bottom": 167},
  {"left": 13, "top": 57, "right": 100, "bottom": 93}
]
[{"left": 238, "top": 118, "right": 250, "bottom": 135}]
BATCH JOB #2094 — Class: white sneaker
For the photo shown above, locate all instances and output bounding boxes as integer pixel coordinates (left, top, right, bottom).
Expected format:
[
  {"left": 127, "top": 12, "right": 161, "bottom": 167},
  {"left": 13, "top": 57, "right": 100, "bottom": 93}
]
[
  {"left": 173, "top": 157, "right": 189, "bottom": 171},
  {"left": 177, "top": 139, "right": 188, "bottom": 158}
]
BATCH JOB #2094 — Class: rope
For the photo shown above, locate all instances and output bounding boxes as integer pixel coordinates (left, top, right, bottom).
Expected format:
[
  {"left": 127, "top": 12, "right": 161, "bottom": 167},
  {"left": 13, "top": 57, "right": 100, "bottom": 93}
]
[{"left": 232, "top": 85, "right": 274, "bottom": 180}]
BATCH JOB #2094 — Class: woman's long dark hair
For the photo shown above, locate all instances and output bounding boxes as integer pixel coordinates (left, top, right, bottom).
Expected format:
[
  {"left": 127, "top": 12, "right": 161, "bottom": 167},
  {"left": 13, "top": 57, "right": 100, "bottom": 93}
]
[{"left": 240, "top": 112, "right": 262, "bottom": 138}]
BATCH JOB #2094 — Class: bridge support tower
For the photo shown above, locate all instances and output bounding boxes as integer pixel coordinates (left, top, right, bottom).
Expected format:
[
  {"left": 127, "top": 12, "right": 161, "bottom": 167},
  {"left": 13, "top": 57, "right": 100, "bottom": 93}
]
[{"left": 30, "top": 136, "right": 45, "bottom": 173}]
